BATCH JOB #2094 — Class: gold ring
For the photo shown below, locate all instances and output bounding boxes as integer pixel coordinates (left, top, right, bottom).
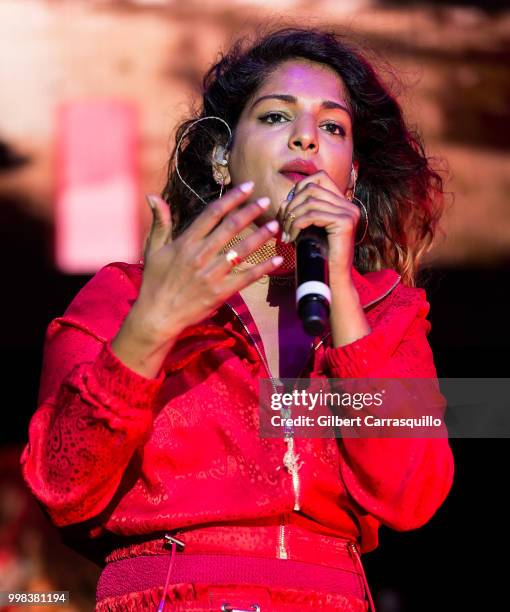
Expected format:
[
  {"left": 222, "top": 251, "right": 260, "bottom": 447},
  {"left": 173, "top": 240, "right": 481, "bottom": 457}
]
[
  {"left": 225, "top": 248, "right": 242, "bottom": 267},
  {"left": 285, "top": 212, "right": 297, "bottom": 224}
]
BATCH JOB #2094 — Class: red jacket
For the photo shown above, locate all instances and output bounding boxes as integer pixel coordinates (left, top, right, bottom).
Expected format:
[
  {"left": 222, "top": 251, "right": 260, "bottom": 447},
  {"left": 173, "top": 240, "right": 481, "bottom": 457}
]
[{"left": 20, "top": 262, "right": 453, "bottom": 558}]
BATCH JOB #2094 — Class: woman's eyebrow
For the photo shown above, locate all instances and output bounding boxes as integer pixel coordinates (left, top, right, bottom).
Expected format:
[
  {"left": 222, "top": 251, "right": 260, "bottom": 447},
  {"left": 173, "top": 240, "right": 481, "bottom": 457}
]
[{"left": 249, "top": 94, "right": 352, "bottom": 120}]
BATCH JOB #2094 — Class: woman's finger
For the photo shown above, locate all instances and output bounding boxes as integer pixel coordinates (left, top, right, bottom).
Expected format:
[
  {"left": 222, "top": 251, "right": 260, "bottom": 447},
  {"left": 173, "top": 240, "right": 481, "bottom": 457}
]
[
  {"left": 282, "top": 180, "right": 344, "bottom": 227},
  {"left": 281, "top": 171, "right": 346, "bottom": 228},
  {"left": 198, "top": 196, "right": 272, "bottom": 261},
  {"left": 223, "top": 253, "right": 284, "bottom": 297},
  {"left": 186, "top": 181, "right": 255, "bottom": 241},
  {"left": 143, "top": 194, "right": 173, "bottom": 258},
  {"left": 286, "top": 206, "right": 359, "bottom": 243},
  {"left": 293, "top": 170, "right": 346, "bottom": 200},
  {"left": 203, "top": 217, "right": 280, "bottom": 278},
  {"left": 283, "top": 197, "right": 359, "bottom": 241}
]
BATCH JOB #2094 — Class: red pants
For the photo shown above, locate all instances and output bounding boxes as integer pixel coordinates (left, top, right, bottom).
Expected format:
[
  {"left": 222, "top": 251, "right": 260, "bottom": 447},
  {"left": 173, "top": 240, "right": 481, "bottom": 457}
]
[{"left": 96, "top": 582, "right": 369, "bottom": 611}]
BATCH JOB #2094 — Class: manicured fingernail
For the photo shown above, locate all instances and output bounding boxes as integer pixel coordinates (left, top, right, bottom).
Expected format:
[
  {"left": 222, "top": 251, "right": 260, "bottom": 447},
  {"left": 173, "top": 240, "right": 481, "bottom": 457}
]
[
  {"left": 257, "top": 196, "right": 271, "bottom": 209},
  {"left": 265, "top": 220, "right": 279, "bottom": 232},
  {"left": 145, "top": 194, "right": 157, "bottom": 210},
  {"left": 272, "top": 256, "right": 284, "bottom": 266},
  {"left": 239, "top": 180, "right": 255, "bottom": 193},
  {"left": 282, "top": 232, "right": 289, "bottom": 243}
]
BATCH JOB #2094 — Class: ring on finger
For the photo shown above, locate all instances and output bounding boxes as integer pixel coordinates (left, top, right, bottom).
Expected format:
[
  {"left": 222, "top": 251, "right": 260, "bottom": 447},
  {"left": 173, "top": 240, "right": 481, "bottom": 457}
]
[
  {"left": 225, "top": 248, "right": 243, "bottom": 267},
  {"left": 284, "top": 211, "right": 297, "bottom": 224}
]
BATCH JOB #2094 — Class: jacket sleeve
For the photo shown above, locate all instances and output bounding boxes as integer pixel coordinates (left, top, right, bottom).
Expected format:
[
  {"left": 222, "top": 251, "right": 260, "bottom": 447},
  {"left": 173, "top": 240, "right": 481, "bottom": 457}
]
[
  {"left": 20, "top": 264, "right": 166, "bottom": 528},
  {"left": 321, "top": 285, "right": 454, "bottom": 532}
]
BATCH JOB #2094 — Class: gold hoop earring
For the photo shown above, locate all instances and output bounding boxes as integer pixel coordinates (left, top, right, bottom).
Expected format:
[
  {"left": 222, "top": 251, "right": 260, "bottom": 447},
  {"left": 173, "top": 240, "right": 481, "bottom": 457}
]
[
  {"left": 347, "top": 177, "right": 368, "bottom": 245},
  {"left": 352, "top": 196, "right": 369, "bottom": 245}
]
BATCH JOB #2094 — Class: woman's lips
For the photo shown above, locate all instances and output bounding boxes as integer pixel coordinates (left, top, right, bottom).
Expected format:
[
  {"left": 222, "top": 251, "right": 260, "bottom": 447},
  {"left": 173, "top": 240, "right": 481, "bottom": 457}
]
[{"left": 280, "top": 171, "right": 308, "bottom": 183}]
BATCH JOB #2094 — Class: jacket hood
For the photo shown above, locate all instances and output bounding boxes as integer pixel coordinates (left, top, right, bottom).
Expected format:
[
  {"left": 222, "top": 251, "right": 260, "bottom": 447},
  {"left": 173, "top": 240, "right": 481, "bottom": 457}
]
[{"left": 349, "top": 267, "right": 401, "bottom": 309}]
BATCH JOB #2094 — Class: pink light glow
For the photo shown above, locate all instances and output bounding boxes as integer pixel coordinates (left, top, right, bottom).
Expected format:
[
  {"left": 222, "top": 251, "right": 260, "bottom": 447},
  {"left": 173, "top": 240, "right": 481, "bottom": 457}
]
[{"left": 55, "top": 101, "right": 140, "bottom": 274}]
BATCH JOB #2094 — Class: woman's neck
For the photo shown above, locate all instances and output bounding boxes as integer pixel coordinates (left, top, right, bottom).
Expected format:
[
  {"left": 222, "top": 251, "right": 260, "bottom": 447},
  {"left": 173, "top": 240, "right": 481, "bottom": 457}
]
[
  {"left": 238, "top": 268, "right": 312, "bottom": 380},
  {"left": 239, "top": 273, "right": 295, "bottom": 308}
]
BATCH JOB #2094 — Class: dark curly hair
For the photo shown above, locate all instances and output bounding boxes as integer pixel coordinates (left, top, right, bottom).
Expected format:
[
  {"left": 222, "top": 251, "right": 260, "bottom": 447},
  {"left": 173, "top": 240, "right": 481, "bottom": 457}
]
[{"left": 161, "top": 26, "right": 449, "bottom": 287}]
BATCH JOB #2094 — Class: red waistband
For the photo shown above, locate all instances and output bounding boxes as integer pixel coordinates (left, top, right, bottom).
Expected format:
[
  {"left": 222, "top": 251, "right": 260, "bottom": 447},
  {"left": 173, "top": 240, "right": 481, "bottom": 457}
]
[
  {"left": 96, "top": 552, "right": 366, "bottom": 603},
  {"left": 100, "top": 522, "right": 375, "bottom": 611},
  {"left": 105, "top": 522, "right": 358, "bottom": 570}
]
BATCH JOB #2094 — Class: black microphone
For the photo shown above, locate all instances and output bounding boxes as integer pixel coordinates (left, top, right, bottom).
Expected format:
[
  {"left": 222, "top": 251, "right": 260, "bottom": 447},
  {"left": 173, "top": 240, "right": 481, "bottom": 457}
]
[{"left": 286, "top": 186, "right": 331, "bottom": 336}]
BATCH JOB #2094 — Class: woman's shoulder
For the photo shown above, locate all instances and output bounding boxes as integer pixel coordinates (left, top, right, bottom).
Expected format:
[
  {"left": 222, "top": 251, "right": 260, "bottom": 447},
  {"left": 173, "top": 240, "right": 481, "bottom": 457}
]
[
  {"left": 55, "top": 261, "right": 143, "bottom": 340},
  {"left": 64, "top": 261, "right": 142, "bottom": 311},
  {"left": 353, "top": 267, "right": 431, "bottom": 336},
  {"left": 375, "top": 273, "right": 431, "bottom": 337},
  {"left": 392, "top": 281, "right": 429, "bottom": 317},
  {"left": 353, "top": 266, "right": 428, "bottom": 311}
]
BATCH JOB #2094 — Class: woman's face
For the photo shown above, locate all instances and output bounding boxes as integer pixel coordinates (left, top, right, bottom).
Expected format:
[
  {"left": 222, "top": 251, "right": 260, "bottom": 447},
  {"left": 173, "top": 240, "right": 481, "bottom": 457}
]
[{"left": 226, "top": 58, "right": 355, "bottom": 227}]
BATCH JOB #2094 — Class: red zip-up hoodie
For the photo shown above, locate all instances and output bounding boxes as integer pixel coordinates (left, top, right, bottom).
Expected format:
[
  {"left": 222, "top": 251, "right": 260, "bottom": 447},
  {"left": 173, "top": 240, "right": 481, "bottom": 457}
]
[{"left": 20, "top": 262, "right": 454, "bottom": 560}]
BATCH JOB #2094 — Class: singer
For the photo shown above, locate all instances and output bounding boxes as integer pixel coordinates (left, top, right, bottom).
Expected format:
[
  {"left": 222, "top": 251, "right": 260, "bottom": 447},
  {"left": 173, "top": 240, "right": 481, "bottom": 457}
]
[{"left": 21, "top": 27, "right": 454, "bottom": 611}]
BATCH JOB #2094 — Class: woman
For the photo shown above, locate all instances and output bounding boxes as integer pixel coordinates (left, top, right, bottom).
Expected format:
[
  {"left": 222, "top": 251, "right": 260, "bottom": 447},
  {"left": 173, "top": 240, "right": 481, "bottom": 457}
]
[{"left": 20, "top": 27, "right": 454, "bottom": 611}]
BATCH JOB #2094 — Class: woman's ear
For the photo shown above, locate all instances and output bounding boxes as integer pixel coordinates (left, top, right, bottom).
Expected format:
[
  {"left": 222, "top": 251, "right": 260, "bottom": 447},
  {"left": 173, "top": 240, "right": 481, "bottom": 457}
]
[
  {"left": 350, "top": 161, "right": 359, "bottom": 188},
  {"left": 346, "top": 162, "right": 359, "bottom": 201},
  {"left": 211, "top": 143, "right": 231, "bottom": 185}
]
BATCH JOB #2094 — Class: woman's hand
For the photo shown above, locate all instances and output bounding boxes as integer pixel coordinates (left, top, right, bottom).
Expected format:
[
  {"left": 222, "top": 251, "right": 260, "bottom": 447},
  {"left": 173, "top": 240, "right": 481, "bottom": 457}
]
[
  {"left": 280, "top": 170, "right": 362, "bottom": 282},
  {"left": 132, "top": 181, "right": 282, "bottom": 345},
  {"left": 279, "top": 170, "right": 371, "bottom": 347}
]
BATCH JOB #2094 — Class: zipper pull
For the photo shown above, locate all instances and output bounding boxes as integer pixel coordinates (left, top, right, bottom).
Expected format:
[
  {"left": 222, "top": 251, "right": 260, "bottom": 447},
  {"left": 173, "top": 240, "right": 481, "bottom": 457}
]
[
  {"left": 163, "top": 534, "right": 185, "bottom": 550},
  {"left": 283, "top": 442, "right": 303, "bottom": 474},
  {"left": 157, "top": 534, "right": 187, "bottom": 611}
]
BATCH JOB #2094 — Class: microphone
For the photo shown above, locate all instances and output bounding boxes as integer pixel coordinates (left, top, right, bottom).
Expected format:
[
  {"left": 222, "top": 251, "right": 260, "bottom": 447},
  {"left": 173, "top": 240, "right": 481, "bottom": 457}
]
[{"left": 286, "top": 186, "right": 331, "bottom": 336}]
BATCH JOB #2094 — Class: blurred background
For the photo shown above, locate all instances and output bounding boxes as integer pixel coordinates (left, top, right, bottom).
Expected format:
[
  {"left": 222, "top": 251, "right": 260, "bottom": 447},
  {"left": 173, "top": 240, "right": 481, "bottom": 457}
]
[{"left": 1, "top": 0, "right": 509, "bottom": 610}]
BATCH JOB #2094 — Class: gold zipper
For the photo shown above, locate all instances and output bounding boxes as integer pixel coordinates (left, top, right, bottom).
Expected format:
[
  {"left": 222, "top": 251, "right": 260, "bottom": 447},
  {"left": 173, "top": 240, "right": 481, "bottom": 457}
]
[
  {"left": 225, "top": 302, "right": 304, "bottom": 560},
  {"left": 283, "top": 436, "right": 302, "bottom": 511},
  {"left": 277, "top": 519, "right": 287, "bottom": 559}
]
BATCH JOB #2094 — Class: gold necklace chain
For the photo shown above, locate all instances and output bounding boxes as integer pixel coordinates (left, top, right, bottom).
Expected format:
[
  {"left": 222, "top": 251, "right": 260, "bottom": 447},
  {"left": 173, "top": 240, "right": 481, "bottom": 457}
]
[
  {"left": 220, "top": 228, "right": 296, "bottom": 285},
  {"left": 252, "top": 274, "right": 295, "bottom": 286}
]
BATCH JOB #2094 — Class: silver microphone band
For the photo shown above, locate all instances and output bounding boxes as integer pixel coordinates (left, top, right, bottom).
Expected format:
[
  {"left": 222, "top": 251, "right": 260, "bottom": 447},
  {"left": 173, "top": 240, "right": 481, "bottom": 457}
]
[{"left": 295, "top": 281, "right": 331, "bottom": 306}]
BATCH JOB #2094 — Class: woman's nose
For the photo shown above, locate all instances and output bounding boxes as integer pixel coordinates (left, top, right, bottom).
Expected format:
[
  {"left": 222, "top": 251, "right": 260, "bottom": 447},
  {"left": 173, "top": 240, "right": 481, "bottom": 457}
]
[{"left": 289, "top": 116, "right": 318, "bottom": 152}]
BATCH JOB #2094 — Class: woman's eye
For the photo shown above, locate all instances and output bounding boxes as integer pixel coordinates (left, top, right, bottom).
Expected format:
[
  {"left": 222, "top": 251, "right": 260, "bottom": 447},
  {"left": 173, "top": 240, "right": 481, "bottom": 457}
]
[
  {"left": 259, "top": 112, "right": 288, "bottom": 124},
  {"left": 322, "top": 123, "right": 346, "bottom": 137},
  {"left": 259, "top": 113, "right": 346, "bottom": 137}
]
